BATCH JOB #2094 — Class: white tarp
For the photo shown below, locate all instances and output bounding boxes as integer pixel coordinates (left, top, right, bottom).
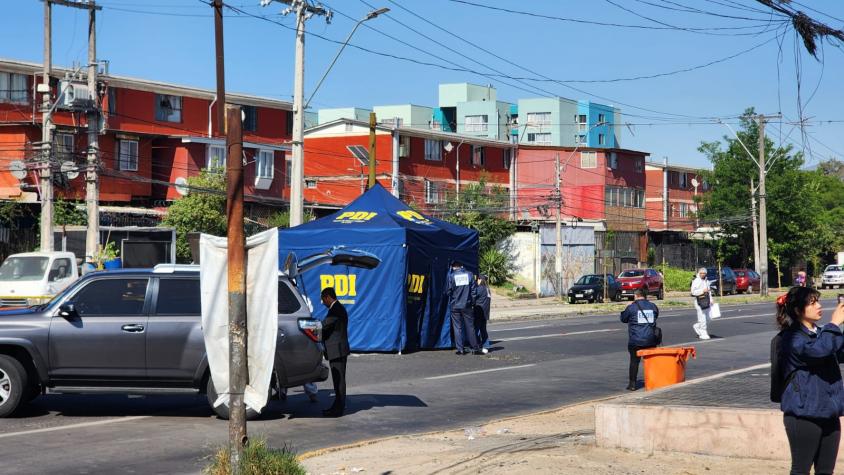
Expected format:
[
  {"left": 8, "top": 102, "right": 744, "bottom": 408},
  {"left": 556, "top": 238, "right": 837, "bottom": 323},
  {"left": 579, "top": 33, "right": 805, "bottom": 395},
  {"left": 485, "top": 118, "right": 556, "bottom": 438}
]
[{"left": 200, "top": 228, "right": 279, "bottom": 413}]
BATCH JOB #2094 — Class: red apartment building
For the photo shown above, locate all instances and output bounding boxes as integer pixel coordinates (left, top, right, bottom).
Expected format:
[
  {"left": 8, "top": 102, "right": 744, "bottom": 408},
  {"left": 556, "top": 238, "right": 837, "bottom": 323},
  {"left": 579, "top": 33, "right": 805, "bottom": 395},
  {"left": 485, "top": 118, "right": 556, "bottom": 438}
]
[
  {"left": 302, "top": 118, "right": 515, "bottom": 213},
  {"left": 0, "top": 58, "right": 292, "bottom": 217},
  {"left": 644, "top": 161, "right": 707, "bottom": 233}
]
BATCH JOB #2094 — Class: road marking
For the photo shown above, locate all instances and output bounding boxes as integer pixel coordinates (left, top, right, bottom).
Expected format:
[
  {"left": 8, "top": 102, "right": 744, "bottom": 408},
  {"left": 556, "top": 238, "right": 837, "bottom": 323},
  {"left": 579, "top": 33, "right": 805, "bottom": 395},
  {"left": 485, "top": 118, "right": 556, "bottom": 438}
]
[
  {"left": 497, "top": 328, "right": 620, "bottom": 342},
  {"left": 0, "top": 416, "right": 151, "bottom": 440},
  {"left": 665, "top": 337, "right": 726, "bottom": 347},
  {"left": 489, "top": 324, "right": 548, "bottom": 332},
  {"left": 425, "top": 364, "right": 536, "bottom": 381},
  {"left": 715, "top": 312, "right": 771, "bottom": 321}
]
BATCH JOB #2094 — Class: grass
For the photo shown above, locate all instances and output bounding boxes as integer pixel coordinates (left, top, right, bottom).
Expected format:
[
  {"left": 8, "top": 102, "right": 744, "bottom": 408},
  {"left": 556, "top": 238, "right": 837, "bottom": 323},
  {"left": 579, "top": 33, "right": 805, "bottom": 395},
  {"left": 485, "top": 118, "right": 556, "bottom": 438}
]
[
  {"left": 655, "top": 265, "right": 695, "bottom": 293},
  {"left": 205, "top": 438, "right": 305, "bottom": 475}
]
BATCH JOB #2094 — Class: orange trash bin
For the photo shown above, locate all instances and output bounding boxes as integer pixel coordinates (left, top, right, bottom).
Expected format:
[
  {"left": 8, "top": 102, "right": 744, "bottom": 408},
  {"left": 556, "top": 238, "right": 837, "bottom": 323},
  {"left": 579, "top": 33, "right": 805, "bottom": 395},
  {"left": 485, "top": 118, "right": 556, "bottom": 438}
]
[{"left": 636, "top": 347, "right": 696, "bottom": 390}]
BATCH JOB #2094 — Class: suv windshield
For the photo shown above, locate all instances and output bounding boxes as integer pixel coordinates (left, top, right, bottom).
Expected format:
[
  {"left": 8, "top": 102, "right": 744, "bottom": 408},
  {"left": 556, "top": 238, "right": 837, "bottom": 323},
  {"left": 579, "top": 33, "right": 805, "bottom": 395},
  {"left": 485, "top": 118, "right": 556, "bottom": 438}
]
[
  {"left": 706, "top": 269, "right": 719, "bottom": 279},
  {"left": 619, "top": 270, "right": 644, "bottom": 278},
  {"left": 0, "top": 257, "right": 49, "bottom": 281},
  {"left": 826, "top": 266, "right": 843, "bottom": 272},
  {"left": 575, "top": 275, "right": 601, "bottom": 285}
]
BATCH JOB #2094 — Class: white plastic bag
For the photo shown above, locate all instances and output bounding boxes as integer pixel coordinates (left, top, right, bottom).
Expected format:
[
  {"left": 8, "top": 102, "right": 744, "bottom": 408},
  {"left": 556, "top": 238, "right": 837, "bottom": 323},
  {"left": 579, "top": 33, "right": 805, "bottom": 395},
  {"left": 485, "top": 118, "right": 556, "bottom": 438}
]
[{"left": 709, "top": 302, "right": 721, "bottom": 319}]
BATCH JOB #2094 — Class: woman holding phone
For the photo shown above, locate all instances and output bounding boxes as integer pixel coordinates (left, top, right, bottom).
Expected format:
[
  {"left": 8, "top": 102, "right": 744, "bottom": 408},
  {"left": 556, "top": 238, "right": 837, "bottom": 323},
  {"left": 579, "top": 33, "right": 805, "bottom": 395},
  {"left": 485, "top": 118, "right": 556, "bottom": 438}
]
[{"left": 776, "top": 287, "right": 844, "bottom": 475}]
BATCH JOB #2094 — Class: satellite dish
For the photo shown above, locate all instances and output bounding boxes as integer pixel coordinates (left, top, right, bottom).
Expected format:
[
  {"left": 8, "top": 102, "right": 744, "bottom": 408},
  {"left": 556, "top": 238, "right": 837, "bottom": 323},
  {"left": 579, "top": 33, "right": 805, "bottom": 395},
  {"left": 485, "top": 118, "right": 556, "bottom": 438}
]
[
  {"left": 443, "top": 142, "right": 454, "bottom": 153},
  {"left": 61, "top": 161, "right": 79, "bottom": 180},
  {"left": 9, "top": 161, "right": 26, "bottom": 180},
  {"left": 174, "top": 177, "right": 189, "bottom": 196},
  {"left": 691, "top": 178, "right": 700, "bottom": 188}
]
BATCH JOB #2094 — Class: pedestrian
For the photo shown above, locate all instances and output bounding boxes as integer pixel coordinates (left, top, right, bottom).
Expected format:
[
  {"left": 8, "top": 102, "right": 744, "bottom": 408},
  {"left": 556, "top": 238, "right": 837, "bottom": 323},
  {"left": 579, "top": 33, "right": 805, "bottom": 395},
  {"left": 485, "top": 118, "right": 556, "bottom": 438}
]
[
  {"left": 795, "top": 270, "right": 808, "bottom": 288},
  {"left": 690, "top": 267, "right": 713, "bottom": 340},
  {"left": 446, "top": 261, "right": 481, "bottom": 355},
  {"left": 473, "top": 274, "right": 491, "bottom": 354},
  {"left": 620, "top": 287, "right": 660, "bottom": 391},
  {"left": 319, "top": 287, "right": 349, "bottom": 417},
  {"left": 775, "top": 286, "right": 844, "bottom": 475}
]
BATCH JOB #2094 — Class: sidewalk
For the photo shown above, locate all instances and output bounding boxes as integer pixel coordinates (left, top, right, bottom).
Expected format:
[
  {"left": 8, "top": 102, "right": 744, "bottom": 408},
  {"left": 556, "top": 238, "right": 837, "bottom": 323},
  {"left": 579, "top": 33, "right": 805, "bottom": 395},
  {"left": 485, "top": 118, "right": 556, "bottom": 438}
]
[{"left": 300, "top": 367, "right": 790, "bottom": 475}]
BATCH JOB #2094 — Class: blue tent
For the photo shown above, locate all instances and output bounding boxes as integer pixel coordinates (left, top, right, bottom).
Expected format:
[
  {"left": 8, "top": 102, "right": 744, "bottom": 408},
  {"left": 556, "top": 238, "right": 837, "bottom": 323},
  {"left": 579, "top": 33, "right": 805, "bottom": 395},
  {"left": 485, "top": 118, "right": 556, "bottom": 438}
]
[{"left": 278, "top": 184, "right": 479, "bottom": 352}]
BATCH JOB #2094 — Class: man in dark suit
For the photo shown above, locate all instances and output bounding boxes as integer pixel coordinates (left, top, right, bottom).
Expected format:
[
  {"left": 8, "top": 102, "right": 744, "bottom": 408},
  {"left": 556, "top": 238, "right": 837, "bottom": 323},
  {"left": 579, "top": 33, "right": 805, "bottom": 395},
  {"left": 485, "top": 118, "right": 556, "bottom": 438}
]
[{"left": 320, "top": 287, "right": 350, "bottom": 417}]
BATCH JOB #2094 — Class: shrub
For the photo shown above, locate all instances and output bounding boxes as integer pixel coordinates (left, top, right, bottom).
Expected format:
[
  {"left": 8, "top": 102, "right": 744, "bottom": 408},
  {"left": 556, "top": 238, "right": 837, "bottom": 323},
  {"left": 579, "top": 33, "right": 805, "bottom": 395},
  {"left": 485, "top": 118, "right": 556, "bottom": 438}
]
[
  {"left": 205, "top": 438, "right": 305, "bottom": 475},
  {"left": 480, "top": 248, "right": 512, "bottom": 286},
  {"left": 656, "top": 264, "right": 695, "bottom": 293}
]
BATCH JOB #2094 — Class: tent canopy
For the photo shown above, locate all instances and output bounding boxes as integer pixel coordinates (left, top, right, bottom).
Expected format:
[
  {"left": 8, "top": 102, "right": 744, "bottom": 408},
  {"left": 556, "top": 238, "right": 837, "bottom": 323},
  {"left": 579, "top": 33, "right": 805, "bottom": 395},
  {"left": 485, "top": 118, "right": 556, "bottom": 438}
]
[{"left": 279, "top": 184, "right": 479, "bottom": 351}]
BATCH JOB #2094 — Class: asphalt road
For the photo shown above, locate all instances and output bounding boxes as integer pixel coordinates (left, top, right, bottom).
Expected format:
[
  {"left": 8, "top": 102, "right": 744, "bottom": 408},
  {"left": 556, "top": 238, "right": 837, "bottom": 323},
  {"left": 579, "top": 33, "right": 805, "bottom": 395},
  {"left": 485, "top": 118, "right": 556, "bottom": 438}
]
[{"left": 0, "top": 298, "right": 813, "bottom": 474}]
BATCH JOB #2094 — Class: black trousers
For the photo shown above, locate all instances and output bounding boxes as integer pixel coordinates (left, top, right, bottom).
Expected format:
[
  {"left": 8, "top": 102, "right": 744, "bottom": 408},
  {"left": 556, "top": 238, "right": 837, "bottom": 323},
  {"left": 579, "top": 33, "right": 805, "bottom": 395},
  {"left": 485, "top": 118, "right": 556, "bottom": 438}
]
[
  {"left": 451, "top": 308, "right": 479, "bottom": 352},
  {"left": 627, "top": 345, "right": 653, "bottom": 386},
  {"left": 329, "top": 356, "right": 347, "bottom": 413},
  {"left": 475, "top": 314, "right": 489, "bottom": 347},
  {"left": 784, "top": 415, "right": 841, "bottom": 475}
]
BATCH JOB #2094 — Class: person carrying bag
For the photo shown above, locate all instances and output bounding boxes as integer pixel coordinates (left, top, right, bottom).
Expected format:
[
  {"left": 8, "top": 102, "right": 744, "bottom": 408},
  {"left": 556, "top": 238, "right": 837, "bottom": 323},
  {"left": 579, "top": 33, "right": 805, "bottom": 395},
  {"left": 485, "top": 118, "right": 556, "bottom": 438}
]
[{"left": 691, "top": 268, "right": 714, "bottom": 339}]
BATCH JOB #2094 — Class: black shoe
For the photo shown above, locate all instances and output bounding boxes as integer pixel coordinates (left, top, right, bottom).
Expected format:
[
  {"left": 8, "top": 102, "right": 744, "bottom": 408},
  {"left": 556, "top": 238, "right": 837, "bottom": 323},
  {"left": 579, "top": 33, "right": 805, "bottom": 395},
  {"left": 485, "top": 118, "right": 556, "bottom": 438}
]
[
  {"left": 626, "top": 384, "right": 637, "bottom": 391},
  {"left": 322, "top": 408, "right": 343, "bottom": 417},
  {"left": 472, "top": 350, "right": 485, "bottom": 355},
  {"left": 455, "top": 350, "right": 465, "bottom": 355}
]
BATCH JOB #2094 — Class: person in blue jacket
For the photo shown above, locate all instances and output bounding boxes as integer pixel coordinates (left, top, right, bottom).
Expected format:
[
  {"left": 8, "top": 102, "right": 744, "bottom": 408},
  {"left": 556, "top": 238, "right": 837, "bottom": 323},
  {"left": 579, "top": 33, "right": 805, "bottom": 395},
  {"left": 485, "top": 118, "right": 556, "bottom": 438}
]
[
  {"left": 620, "top": 288, "right": 659, "bottom": 391},
  {"left": 776, "top": 286, "right": 844, "bottom": 475},
  {"left": 446, "top": 261, "right": 480, "bottom": 355}
]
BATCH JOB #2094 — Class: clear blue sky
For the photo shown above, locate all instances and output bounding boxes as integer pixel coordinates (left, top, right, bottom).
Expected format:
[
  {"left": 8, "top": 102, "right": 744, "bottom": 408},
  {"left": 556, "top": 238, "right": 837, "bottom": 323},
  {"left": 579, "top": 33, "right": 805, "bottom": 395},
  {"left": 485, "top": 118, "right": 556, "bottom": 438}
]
[{"left": 2, "top": 0, "right": 843, "bottom": 169}]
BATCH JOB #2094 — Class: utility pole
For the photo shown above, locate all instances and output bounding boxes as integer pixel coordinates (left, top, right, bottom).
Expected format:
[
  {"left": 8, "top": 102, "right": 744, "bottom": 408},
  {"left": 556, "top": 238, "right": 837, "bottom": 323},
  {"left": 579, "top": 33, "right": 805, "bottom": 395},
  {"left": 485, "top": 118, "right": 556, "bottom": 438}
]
[
  {"left": 555, "top": 152, "right": 562, "bottom": 299},
  {"left": 367, "top": 112, "right": 376, "bottom": 189},
  {"left": 226, "top": 104, "right": 247, "bottom": 471},
  {"left": 213, "top": 0, "right": 226, "bottom": 134},
  {"left": 40, "top": 0, "right": 53, "bottom": 252},
  {"left": 757, "top": 114, "right": 776, "bottom": 297},
  {"left": 84, "top": 2, "right": 100, "bottom": 261},
  {"left": 750, "top": 178, "right": 760, "bottom": 275},
  {"left": 282, "top": 0, "right": 330, "bottom": 227}
]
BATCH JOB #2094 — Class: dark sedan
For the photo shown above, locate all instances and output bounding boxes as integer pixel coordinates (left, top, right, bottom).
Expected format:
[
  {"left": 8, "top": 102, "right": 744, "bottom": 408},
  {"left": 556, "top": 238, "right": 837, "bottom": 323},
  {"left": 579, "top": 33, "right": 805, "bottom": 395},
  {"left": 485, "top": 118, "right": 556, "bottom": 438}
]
[
  {"left": 707, "top": 266, "right": 737, "bottom": 296},
  {"left": 567, "top": 274, "right": 621, "bottom": 304}
]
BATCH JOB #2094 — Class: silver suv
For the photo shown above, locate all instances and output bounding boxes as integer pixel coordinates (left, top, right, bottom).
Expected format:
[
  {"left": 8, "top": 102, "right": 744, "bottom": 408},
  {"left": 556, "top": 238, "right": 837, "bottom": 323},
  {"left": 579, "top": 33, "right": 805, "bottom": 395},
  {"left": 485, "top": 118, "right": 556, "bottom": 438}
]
[{"left": 0, "top": 249, "right": 378, "bottom": 419}]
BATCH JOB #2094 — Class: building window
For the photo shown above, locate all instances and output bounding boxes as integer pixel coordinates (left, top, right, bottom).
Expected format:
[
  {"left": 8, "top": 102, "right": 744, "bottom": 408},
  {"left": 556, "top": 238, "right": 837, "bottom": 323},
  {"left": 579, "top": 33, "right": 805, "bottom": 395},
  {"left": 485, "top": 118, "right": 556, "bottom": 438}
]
[
  {"left": 286, "top": 110, "right": 294, "bottom": 135},
  {"left": 242, "top": 105, "right": 257, "bottom": 132},
  {"left": 305, "top": 179, "right": 317, "bottom": 189},
  {"left": 55, "top": 133, "right": 74, "bottom": 162},
  {"left": 430, "top": 119, "right": 442, "bottom": 131},
  {"left": 678, "top": 202, "right": 689, "bottom": 217},
  {"left": 381, "top": 117, "right": 404, "bottom": 127},
  {"left": 575, "top": 135, "right": 587, "bottom": 145},
  {"left": 399, "top": 136, "right": 410, "bottom": 158},
  {"left": 634, "top": 159, "right": 644, "bottom": 173},
  {"left": 679, "top": 172, "right": 688, "bottom": 188},
  {"left": 424, "top": 139, "right": 442, "bottom": 161},
  {"left": 605, "top": 186, "right": 644, "bottom": 208},
  {"left": 580, "top": 151, "right": 597, "bottom": 168},
  {"left": 285, "top": 157, "right": 292, "bottom": 186},
  {"left": 424, "top": 180, "right": 439, "bottom": 204},
  {"left": 577, "top": 114, "right": 587, "bottom": 132},
  {"left": 464, "top": 115, "right": 488, "bottom": 133},
  {"left": 207, "top": 144, "right": 226, "bottom": 170},
  {"left": 608, "top": 152, "right": 618, "bottom": 169},
  {"left": 256, "top": 149, "right": 273, "bottom": 179},
  {"left": 598, "top": 134, "right": 605, "bottom": 146},
  {"left": 155, "top": 94, "right": 182, "bottom": 123},
  {"left": 117, "top": 139, "right": 139, "bottom": 171},
  {"left": 526, "top": 112, "right": 551, "bottom": 128},
  {"left": 0, "top": 72, "right": 28, "bottom": 104},
  {"left": 107, "top": 87, "right": 117, "bottom": 115},
  {"left": 504, "top": 148, "right": 513, "bottom": 170},
  {"left": 472, "top": 145, "right": 485, "bottom": 166},
  {"left": 527, "top": 132, "right": 551, "bottom": 144},
  {"left": 598, "top": 113, "right": 606, "bottom": 123}
]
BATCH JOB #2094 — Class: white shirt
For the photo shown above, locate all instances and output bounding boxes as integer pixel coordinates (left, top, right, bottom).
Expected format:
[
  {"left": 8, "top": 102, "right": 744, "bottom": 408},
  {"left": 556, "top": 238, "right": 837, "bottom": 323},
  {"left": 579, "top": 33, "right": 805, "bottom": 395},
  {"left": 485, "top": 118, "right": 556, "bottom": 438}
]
[{"left": 690, "top": 276, "right": 710, "bottom": 297}]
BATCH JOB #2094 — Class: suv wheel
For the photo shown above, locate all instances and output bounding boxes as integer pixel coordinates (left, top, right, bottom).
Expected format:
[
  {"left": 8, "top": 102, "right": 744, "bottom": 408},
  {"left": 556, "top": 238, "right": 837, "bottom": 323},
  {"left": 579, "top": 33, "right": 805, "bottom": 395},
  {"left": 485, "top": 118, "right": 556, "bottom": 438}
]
[
  {"left": 206, "top": 376, "right": 262, "bottom": 421},
  {"left": 657, "top": 286, "right": 665, "bottom": 300},
  {"left": 0, "top": 355, "right": 26, "bottom": 418}
]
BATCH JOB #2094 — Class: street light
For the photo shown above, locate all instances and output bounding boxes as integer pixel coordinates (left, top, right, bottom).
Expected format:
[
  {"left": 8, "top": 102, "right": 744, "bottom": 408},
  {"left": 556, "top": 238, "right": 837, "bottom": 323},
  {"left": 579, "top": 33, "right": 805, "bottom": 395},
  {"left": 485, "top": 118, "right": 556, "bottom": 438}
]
[{"left": 304, "top": 7, "right": 389, "bottom": 109}]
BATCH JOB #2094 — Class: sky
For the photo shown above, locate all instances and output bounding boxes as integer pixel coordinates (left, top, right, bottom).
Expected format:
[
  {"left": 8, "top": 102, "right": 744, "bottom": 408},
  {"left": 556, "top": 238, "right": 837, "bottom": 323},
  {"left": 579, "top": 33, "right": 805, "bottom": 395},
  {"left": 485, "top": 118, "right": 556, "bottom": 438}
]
[{"left": 2, "top": 0, "right": 843, "bottom": 169}]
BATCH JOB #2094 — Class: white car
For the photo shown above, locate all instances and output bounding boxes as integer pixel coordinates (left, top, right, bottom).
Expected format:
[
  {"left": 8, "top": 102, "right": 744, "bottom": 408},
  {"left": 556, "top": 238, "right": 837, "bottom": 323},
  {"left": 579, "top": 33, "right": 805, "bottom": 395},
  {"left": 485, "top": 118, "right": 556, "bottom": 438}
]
[{"left": 821, "top": 265, "right": 844, "bottom": 289}]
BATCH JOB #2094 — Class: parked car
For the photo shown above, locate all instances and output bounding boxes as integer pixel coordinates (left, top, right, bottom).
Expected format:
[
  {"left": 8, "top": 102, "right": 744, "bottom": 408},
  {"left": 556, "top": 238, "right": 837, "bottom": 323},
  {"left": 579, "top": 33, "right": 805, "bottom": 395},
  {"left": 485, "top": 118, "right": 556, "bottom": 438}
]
[
  {"left": 567, "top": 274, "right": 621, "bottom": 304},
  {"left": 821, "top": 265, "right": 844, "bottom": 289},
  {"left": 706, "top": 267, "right": 737, "bottom": 296},
  {"left": 0, "top": 252, "right": 79, "bottom": 307},
  {"left": 617, "top": 268, "right": 664, "bottom": 300},
  {"left": 0, "top": 248, "right": 379, "bottom": 419},
  {"left": 733, "top": 268, "right": 760, "bottom": 294}
]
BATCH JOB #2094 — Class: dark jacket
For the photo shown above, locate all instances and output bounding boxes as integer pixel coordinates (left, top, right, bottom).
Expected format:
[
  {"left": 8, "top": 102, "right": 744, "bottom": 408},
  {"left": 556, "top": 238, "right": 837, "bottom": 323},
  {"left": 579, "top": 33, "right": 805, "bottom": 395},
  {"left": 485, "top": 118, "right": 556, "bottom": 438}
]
[
  {"left": 473, "top": 283, "right": 491, "bottom": 320},
  {"left": 322, "top": 300, "right": 350, "bottom": 361},
  {"left": 446, "top": 267, "right": 476, "bottom": 310},
  {"left": 780, "top": 323, "right": 844, "bottom": 418},
  {"left": 620, "top": 299, "right": 659, "bottom": 347}
]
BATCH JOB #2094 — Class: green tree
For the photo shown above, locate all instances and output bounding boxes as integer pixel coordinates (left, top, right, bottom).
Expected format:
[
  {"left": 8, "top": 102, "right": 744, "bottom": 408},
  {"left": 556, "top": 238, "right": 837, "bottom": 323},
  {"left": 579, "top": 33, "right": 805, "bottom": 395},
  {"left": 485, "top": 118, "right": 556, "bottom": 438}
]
[
  {"left": 162, "top": 172, "right": 227, "bottom": 263},
  {"left": 265, "top": 209, "right": 315, "bottom": 228},
  {"left": 53, "top": 198, "right": 87, "bottom": 228}
]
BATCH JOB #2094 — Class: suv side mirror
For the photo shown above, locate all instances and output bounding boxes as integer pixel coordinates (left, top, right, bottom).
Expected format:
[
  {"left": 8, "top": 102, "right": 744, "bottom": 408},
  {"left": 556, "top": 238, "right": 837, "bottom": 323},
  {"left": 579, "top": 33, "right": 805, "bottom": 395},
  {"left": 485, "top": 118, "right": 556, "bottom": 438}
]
[{"left": 59, "top": 302, "right": 77, "bottom": 318}]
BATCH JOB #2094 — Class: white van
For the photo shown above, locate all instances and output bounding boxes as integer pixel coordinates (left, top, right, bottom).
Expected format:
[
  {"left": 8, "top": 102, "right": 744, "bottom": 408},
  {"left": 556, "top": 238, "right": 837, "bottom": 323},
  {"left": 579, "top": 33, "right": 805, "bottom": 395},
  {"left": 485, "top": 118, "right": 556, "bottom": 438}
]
[{"left": 0, "top": 252, "right": 78, "bottom": 307}]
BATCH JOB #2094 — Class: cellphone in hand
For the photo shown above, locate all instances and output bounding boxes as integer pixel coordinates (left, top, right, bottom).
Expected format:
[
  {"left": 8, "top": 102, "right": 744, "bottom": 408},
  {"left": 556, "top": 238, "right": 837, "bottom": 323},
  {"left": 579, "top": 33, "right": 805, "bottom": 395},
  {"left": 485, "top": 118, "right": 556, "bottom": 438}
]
[{"left": 838, "top": 294, "right": 844, "bottom": 305}]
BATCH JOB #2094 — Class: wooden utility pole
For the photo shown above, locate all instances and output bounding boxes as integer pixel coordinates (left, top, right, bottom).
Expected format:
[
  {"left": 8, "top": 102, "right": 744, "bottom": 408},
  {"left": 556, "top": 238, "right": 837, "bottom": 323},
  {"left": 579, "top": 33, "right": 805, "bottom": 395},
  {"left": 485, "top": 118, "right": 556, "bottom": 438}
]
[
  {"left": 554, "top": 152, "right": 562, "bottom": 298},
  {"left": 213, "top": 0, "right": 226, "bottom": 134},
  {"left": 40, "top": 0, "right": 53, "bottom": 252},
  {"left": 84, "top": 2, "right": 100, "bottom": 260},
  {"left": 368, "top": 112, "right": 376, "bottom": 189},
  {"left": 226, "top": 105, "right": 247, "bottom": 470},
  {"left": 750, "top": 179, "right": 760, "bottom": 275}
]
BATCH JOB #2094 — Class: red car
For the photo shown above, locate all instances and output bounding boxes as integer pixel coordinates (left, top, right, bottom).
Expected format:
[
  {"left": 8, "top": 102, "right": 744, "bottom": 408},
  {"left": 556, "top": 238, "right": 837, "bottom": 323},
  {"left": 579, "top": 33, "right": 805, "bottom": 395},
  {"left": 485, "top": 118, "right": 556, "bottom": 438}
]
[
  {"left": 617, "top": 268, "right": 664, "bottom": 300},
  {"left": 733, "top": 268, "right": 760, "bottom": 293}
]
